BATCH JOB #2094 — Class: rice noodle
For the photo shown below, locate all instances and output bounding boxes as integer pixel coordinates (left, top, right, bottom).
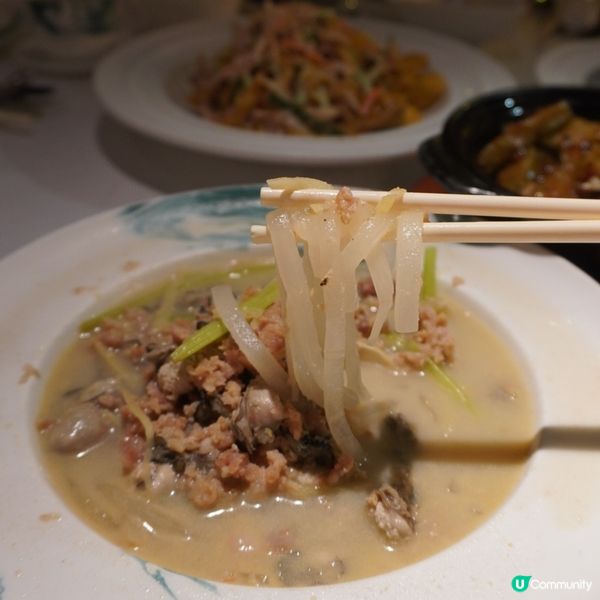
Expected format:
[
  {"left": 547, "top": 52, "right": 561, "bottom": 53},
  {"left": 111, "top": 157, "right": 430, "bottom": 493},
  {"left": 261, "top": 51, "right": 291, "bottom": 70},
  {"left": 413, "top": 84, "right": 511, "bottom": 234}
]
[
  {"left": 211, "top": 284, "right": 289, "bottom": 397},
  {"left": 263, "top": 181, "right": 426, "bottom": 460},
  {"left": 267, "top": 177, "right": 333, "bottom": 191},
  {"left": 322, "top": 256, "right": 363, "bottom": 458},
  {"left": 394, "top": 211, "right": 425, "bottom": 333},
  {"left": 267, "top": 210, "right": 324, "bottom": 403},
  {"left": 365, "top": 247, "right": 394, "bottom": 342}
]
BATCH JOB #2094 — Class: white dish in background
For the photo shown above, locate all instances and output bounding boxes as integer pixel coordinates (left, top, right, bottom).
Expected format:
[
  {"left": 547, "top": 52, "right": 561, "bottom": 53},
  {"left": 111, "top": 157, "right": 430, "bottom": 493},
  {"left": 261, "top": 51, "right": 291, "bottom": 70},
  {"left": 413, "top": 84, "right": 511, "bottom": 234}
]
[
  {"left": 1, "top": 185, "right": 600, "bottom": 599},
  {"left": 536, "top": 38, "right": 600, "bottom": 86},
  {"left": 94, "top": 19, "right": 514, "bottom": 165}
]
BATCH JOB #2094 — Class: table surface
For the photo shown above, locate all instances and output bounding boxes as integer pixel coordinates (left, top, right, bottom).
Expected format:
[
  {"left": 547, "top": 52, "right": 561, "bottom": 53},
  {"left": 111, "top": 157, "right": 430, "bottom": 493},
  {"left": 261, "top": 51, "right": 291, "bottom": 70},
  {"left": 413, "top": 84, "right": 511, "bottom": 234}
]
[
  {"left": 0, "top": 78, "right": 436, "bottom": 258},
  {"left": 1, "top": 13, "right": 598, "bottom": 282}
]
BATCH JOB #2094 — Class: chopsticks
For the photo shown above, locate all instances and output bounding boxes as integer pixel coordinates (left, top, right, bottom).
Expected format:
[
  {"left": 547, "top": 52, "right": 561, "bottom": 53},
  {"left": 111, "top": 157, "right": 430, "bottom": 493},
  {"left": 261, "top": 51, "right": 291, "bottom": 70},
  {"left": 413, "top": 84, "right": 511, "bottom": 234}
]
[
  {"left": 252, "top": 185, "right": 600, "bottom": 245},
  {"left": 251, "top": 220, "right": 600, "bottom": 245},
  {"left": 260, "top": 187, "right": 600, "bottom": 220}
]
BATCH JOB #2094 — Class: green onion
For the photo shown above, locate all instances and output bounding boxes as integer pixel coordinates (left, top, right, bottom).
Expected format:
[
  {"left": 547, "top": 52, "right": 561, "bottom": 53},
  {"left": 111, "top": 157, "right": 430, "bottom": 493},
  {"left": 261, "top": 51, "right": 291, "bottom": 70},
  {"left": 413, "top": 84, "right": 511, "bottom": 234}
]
[
  {"left": 421, "top": 246, "right": 437, "bottom": 300},
  {"left": 170, "top": 279, "right": 280, "bottom": 362}
]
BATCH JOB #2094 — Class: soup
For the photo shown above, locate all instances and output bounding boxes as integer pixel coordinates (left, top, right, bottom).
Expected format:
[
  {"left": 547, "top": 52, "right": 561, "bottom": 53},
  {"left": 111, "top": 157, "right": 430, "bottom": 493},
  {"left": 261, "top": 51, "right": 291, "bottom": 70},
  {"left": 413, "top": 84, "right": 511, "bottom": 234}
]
[{"left": 37, "top": 256, "right": 535, "bottom": 587}]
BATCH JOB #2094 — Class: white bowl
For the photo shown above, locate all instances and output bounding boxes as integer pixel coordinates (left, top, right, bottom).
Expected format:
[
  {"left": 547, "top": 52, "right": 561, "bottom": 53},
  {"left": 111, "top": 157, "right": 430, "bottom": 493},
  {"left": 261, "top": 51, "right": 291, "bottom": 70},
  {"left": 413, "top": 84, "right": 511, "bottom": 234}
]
[{"left": 1, "top": 185, "right": 599, "bottom": 599}]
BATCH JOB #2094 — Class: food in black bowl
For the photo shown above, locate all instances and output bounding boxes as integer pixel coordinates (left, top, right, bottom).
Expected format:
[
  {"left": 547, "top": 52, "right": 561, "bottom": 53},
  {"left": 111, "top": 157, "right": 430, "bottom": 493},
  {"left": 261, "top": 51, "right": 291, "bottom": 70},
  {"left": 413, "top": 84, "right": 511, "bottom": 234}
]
[{"left": 418, "top": 86, "right": 600, "bottom": 281}]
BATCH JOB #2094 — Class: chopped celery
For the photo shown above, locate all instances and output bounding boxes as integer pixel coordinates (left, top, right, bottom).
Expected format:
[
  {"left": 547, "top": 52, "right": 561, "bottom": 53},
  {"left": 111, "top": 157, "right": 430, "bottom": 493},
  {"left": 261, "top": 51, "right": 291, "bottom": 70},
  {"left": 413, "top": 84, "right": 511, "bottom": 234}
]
[
  {"left": 423, "top": 359, "right": 474, "bottom": 413},
  {"left": 381, "top": 332, "right": 473, "bottom": 412},
  {"left": 170, "top": 320, "right": 229, "bottom": 363},
  {"left": 239, "top": 278, "right": 279, "bottom": 318},
  {"left": 79, "top": 263, "right": 275, "bottom": 333},
  {"left": 171, "top": 279, "right": 280, "bottom": 362},
  {"left": 421, "top": 246, "right": 437, "bottom": 300}
]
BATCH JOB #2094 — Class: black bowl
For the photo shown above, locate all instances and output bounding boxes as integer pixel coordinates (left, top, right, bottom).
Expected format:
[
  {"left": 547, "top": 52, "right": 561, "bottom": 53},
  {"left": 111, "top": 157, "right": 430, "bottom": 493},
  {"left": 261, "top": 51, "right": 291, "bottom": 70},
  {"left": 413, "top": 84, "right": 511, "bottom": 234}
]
[
  {"left": 418, "top": 86, "right": 600, "bottom": 281},
  {"left": 419, "top": 85, "right": 600, "bottom": 197}
]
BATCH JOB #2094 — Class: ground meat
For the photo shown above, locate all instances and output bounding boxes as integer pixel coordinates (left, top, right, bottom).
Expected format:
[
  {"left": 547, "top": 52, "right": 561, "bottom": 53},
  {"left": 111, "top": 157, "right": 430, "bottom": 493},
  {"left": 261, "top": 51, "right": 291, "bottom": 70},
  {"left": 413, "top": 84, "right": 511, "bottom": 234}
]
[
  {"left": 205, "top": 417, "right": 236, "bottom": 451},
  {"left": 153, "top": 414, "right": 234, "bottom": 455},
  {"left": 188, "top": 355, "right": 241, "bottom": 393},
  {"left": 335, "top": 186, "right": 357, "bottom": 225},
  {"left": 153, "top": 413, "right": 198, "bottom": 454},
  {"left": 140, "top": 381, "right": 175, "bottom": 416},
  {"left": 97, "top": 308, "right": 152, "bottom": 350},
  {"left": 80, "top": 279, "right": 422, "bottom": 522},
  {"left": 186, "top": 470, "right": 225, "bottom": 509},
  {"left": 221, "top": 380, "right": 243, "bottom": 410},
  {"left": 215, "top": 447, "right": 250, "bottom": 480},
  {"left": 219, "top": 336, "right": 252, "bottom": 373},
  {"left": 244, "top": 449, "right": 288, "bottom": 494},
  {"left": 252, "top": 301, "right": 286, "bottom": 363},
  {"left": 411, "top": 304, "right": 454, "bottom": 365},
  {"left": 367, "top": 483, "right": 415, "bottom": 540},
  {"left": 167, "top": 318, "right": 196, "bottom": 343},
  {"left": 355, "top": 285, "right": 455, "bottom": 369},
  {"left": 97, "top": 321, "right": 125, "bottom": 348}
]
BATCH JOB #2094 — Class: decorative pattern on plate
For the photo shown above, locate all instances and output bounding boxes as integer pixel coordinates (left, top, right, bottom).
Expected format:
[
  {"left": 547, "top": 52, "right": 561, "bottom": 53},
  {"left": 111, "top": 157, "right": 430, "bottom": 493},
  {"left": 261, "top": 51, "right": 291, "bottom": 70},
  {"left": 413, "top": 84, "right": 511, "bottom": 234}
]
[
  {"left": 120, "top": 185, "right": 265, "bottom": 248},
  {"left": 136, "top": 559, "right": 219, "bottom": 599}
]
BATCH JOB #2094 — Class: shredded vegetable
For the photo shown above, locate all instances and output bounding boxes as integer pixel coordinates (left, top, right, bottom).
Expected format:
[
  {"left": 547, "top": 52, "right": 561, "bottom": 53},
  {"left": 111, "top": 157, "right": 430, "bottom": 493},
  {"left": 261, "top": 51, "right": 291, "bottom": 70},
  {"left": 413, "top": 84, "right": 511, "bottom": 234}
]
[
  {"left": 211, "top": 284, "right": 289, "bottom": 396},
  {"left": 80, "top": 263, "right": 275, "bottom": 333},
  {"left": 424, "top": 359, "right": 474, "bottom": 413},
  {"left": 188, "top": 3, "right": 446, "bottom": 136},
  {"left": 383, "top": 333, "right": 473, "bottom": 412},
  {"left": 394, "top": 211, "right": 424, "bottom": 333},
  {"left": 421, "top": 246, "right": 437, "bottom": 300},
  {"left": 171, "top": 279, "right": 279, "bottom": 362}
]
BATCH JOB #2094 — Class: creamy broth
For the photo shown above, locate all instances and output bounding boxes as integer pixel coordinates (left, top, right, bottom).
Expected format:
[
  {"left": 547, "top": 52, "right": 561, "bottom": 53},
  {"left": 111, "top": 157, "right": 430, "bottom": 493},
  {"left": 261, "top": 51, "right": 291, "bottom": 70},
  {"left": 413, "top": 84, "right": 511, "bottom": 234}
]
[{"left": 37, "top": 272, "right": 536, "bottom": 587}]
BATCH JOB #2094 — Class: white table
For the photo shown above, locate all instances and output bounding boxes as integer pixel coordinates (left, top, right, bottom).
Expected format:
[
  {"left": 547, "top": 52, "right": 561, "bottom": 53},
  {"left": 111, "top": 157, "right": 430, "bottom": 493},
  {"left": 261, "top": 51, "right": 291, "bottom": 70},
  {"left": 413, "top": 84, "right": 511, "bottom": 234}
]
[{"left": 0, "top": 80, "right": 151, "bottom": 257}]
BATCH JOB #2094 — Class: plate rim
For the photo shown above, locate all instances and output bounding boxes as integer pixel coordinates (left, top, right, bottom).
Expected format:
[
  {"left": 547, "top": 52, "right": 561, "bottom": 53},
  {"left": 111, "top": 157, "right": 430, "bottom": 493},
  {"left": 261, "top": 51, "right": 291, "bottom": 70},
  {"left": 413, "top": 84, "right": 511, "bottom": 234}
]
[
  {"left": 536, "top": 38, "right": 600, "bottom": 86},
  {"left": 93, "top": 18, "right": 515, "bottom": 165}
]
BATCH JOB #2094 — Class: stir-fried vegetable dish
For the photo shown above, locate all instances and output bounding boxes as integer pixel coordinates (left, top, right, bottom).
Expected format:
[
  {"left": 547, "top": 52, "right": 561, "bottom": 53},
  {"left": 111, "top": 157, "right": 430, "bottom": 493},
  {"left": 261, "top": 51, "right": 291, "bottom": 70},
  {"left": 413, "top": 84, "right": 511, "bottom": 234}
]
[{"left": 188, "top": 2, "right": 446, "bottom": 135}]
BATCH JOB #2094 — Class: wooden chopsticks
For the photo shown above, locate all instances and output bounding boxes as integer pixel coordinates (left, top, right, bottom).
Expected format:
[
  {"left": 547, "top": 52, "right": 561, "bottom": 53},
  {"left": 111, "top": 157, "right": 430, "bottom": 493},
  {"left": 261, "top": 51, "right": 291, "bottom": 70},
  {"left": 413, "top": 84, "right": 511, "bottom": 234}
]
[
  {"left": 260, "top": 186, "right": 600, "bottom": 220},
  {"left": 252, "top": 185, "right": 600, "bottom": 245},
  {"left": 251, "top": 220, "right": 600, "bottom": 245}
]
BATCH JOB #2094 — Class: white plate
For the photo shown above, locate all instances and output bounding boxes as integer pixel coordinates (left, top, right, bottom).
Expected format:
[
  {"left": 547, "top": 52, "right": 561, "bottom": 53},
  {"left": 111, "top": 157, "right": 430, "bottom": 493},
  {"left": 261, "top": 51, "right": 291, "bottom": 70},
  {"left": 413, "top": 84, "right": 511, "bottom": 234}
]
[
  {"left": 536, "top": 38, "right": 600, "bottom": 86},
  {"left": 1, "top": 185, "right": 600, "bottom": 599},
  {"left": 94, "top": 19, "right": 514, "bottom": 165}
]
